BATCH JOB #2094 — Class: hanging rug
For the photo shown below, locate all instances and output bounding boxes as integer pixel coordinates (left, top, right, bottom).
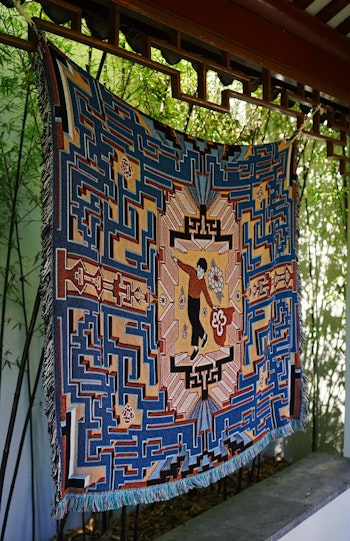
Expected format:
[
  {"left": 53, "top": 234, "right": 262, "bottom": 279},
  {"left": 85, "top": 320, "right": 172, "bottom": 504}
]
[{"left": 36, "top": 38, "right": 307, "bottom": 518}]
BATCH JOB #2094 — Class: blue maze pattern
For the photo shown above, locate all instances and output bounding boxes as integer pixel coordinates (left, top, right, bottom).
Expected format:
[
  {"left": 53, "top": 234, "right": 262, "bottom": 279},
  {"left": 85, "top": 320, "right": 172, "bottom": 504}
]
[{"left": 40, "top": 40, "right": 304, "bottom": 515}]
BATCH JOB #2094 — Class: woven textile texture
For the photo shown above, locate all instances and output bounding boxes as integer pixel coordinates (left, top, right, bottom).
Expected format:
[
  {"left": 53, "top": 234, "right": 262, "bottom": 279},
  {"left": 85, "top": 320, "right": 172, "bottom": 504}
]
[{"left": 36, "top": 38, "right": 306, "bottom": 518}]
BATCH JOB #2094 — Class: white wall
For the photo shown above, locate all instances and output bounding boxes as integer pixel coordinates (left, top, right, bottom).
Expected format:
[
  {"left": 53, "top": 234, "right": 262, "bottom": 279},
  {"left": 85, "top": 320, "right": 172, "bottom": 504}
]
[
  {"left": 0, "top": 208, "right": 85, "bottom": 540},
  {"left": 279, "top": 489, "right": 350, "bottom": 541}
]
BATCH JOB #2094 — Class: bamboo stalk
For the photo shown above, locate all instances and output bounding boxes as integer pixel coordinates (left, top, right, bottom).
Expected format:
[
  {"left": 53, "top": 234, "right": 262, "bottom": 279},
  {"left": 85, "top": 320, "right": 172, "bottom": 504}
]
[
  {"left": 0, "top": 88, "right": 30, "bottom": 396},
  {"left": 133, "top": 505, "right": 140, "bottom": 541},
  {"left": 121, "top": 506, "right": 127, "bottom": 541},
  {"left": 0, "top": 348, "right": 44, "bottom": 541},
  {"left": 15, "top": 218, "right": 36, "bottom": 541},
  {"left": 0, "top": 286, "right": 41, "bottom": 507}
]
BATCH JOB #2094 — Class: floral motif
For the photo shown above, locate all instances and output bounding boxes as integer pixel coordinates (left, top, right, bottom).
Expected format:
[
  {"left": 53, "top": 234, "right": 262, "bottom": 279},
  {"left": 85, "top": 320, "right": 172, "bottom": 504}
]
[
  {"left": 122, "top": 403, "right": 135, "bottom": 424},
  {"left": 160, "top": 293, "right": 167, "bottom": 307},
  {"left": 178, "top": 286, "right": 186, "bottom": 309},
  {"left": 120, "top": 156, "right": 134, "bottom": 179},
  {"left": 182, "top": 324, "right": 188, "bottom": 339},
  {"left": 256, "top": 184, "right": 264, "bottom": 201},
  {"left": 258, "top": 370, "right": 265, "bottom": 390},
  {"left": 208, "top": 260, "right": 224, "bottom": 301},
  {"left": 211, "top": 308, "right": 228, "bottom": 337},
  {"left": 285, "top": 265, "right": 291, "bottom": 284}
]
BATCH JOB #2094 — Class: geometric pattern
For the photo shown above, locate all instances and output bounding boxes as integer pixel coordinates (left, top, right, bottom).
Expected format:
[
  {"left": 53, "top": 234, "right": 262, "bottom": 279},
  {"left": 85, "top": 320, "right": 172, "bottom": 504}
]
[{"left": 37, "top": 38, "right": 306, "bottom": 518}]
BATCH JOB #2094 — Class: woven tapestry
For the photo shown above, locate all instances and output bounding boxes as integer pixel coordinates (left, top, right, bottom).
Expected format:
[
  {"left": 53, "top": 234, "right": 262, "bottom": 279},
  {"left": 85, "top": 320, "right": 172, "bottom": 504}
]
[{"left": 36, "top": 38, "right": 306, "bottom": 518}]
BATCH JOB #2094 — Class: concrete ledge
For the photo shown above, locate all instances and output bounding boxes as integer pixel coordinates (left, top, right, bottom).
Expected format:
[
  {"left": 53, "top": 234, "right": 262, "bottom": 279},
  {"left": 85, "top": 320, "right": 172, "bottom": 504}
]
[{"left": 154, "top": 452, "right": 350, "bottom": 541}]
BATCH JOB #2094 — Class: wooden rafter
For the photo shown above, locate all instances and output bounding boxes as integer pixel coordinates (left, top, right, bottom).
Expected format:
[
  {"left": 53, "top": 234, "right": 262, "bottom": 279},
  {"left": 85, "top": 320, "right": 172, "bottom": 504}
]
[{"left": 1, "top": 0, "right": 349, "bottom": 173}]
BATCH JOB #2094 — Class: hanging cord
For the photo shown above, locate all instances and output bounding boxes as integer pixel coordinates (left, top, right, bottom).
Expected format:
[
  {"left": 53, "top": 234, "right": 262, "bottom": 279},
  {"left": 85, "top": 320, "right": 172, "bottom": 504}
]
[
  {"left": 12, "top": 0, "right": 35, "bottom": 26},
  {"left": 289, "top": 103, "right": 323, "bottom": 144}
]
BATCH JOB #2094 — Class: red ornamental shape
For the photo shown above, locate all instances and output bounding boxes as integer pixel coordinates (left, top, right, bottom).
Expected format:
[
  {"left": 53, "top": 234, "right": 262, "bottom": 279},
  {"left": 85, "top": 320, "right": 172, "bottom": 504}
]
[{"left": 210, "top": 307, "right": 235, "bottom": 346}]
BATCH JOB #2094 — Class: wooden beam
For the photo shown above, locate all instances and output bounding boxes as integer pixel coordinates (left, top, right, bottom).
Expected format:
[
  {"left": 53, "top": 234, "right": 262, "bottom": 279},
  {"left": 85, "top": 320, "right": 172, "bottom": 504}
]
[
  {"left": 1, "top": 0, "right": 349, "bottom": 103},
  {"left": 0, "top": 30, "right": 35, "bottom": 51},
  {"left": 118, "top": 0, "right": 350, "bottom": 103}
]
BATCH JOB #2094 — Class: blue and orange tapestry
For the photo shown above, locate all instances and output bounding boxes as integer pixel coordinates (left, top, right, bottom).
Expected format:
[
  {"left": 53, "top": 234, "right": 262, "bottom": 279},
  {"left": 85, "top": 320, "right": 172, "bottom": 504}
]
[{"left": 36, "top": 38, "right": 306, "bottom": 518}]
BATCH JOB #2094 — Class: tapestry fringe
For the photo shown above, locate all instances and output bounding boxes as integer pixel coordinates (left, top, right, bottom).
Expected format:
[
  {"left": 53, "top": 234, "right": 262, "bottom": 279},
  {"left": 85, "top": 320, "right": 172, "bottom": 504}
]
[
  {"left": 34, "top": 36, "right": 62, "bottom": 513},
  {"left": 54, "top": 419, "right": 301, "bottom": 519},
  {"left": 293, "top": 142, "right": 309, "bottom": 431}
]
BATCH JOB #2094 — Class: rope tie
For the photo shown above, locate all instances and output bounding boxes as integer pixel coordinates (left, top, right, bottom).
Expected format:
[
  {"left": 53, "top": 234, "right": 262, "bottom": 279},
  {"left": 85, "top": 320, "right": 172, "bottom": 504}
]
[
  {"left": 12, "top": 0, "right": 34, "bottom": 26},
  {"left": 290, "top": 103, "right": 323, "bottom": 143}
]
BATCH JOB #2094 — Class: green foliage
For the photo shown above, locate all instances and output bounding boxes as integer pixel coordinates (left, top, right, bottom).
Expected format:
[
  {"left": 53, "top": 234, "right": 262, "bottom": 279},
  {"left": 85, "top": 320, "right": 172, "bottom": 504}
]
[
  {"left": 297, "top": 137, "right": 347, "bottom": 453},
  {"left": 0, "top": 7, "right": 43, "bottom": 376}
]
